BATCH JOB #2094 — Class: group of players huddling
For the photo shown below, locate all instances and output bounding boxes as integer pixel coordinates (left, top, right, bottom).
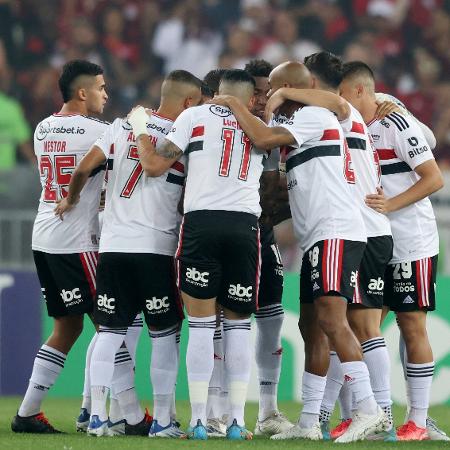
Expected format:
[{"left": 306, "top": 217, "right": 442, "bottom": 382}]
[{"left": 10, "top": 52, "right": 449, "bottom": 442}]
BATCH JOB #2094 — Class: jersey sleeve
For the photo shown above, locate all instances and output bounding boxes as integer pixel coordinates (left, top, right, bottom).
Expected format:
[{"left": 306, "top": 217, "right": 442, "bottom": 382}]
[
  {"left": 389, "top": 114, "right": 434, "bottom": 170},
  {"left": 165, "top": 109, "right": 193, "bottom": 153},
  {"left": 93, "top": 120, "right": 118, "bottom": 158},
  {"left": 276, "top": 107, "right": 321, "bottom": 148},
  {"left": 263, "top": 147, "right": 280, "bottom": 171}
]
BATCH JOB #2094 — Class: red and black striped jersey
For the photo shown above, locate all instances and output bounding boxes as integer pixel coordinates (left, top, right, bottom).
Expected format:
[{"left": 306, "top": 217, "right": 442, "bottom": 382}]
[
  {"left": 275, "top": 106, "right": 366, "bottom": 252},
  {"left": 368, "top": 113, "right": 438, "bottom": 263},
  {"left": 166, "top": 104, "right": 267, "bottom": 217},
  {"left": 95, "top": 112, "right": 185, "bottom": 255}
]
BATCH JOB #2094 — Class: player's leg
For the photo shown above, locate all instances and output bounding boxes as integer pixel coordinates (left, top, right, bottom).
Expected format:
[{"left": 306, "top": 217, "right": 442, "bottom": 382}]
[
  {"left": 385, "top": 257, "right": 437, "bottom": 441},
  {"left": 254, "top": 243, "right": 293, "bottom": 436},
  {"left": 13, "top": 251, "right": 94, "bottom": 434},
  {"left": 88, "top": 253, "right": 140, "bottom": 436},
  {"left": 213, "top": 211, "right": 260, "bottom": 441},
  {"left": 345, "top": 235, "right": 395, "bottom": 440},
  {"left": 143, "top": 254, "right": 184, "bottom": 438},
  {"left": 205, "top": 305, "right": 226, "bottom": 437},
  {"left": 176, "top": 212, "right": 223, "bottom": 440},
  {"left": 271, "top": 246, "right": 329, "bottom": 441},
  {"left": 311, "top": 240, "right": 386, "bottom": 443}
]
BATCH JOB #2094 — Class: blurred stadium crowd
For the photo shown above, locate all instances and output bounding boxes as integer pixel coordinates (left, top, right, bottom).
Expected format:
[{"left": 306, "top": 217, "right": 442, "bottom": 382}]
[{"left": 0, "top": 0, "right": 450, "bottom": 169}]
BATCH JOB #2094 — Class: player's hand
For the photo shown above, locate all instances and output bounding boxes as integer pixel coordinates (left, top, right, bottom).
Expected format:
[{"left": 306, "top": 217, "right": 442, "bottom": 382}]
[
  {"left": 264, "top": 89, "right": 287, "bottom": 123},
  {"left": 206, "top": 95, "right": 234, "bottom": 107},
  {"left": 365, "top": 186, "right": 391, "bottom": 214},
  {"left": 375, "top": 101, "right": 402, "bottom": 119},
  {"left": 54, "top": 197, "right": 78, "bottom": 220},
  {"left": 127, "top": 105, "right": 150, "bottom": 137}
]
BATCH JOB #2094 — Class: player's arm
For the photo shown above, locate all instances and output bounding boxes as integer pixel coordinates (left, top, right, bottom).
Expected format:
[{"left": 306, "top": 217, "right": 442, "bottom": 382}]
[
  {"left": 265, "top": 88, "right": 350, "bottom": 122},
  {"left": 54, "top": 146, "right": 106, "bottom": 219},
  {"left": 128, "top": 106, "right": 182, "bottom": 177},
  {"left": 366, "top": 120, "right": 443, "bottom": 214},
  {"left": 211, "top": 95, "right": 295, "bottom": 150}
]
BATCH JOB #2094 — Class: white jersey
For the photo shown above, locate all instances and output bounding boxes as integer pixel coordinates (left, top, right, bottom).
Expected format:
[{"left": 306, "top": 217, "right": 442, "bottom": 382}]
[
  {"left": 276, "top": 106, "right": 366, "bottom": 252},
  {"left": 340, "top": 104, "right": 391, "bottom": 237},
  {"left": 32, "top": 113, "right": 108, "bottom": 253},
  {"left": 368, "top": 113, "right": 438, "bottom": 263},
  {"left": 96, "top": 112, "right": 185, "bottom": 255},
  {"left": 166, "top": 104, "right": 267, "bottom": 217}
]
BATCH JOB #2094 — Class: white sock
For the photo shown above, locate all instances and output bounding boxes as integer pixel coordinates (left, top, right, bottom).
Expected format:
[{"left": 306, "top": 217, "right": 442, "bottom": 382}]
[
  {"left": 362, "top": 337, "right": 393, "bottom": 427},
  {"left": 299, "top": 371, "right": 326, "bottom": 428},
  {"left": 341, "top": 361, "right": 378, "bottom": 416},
  {"left": 223, "top": 318, "right": 252, "bottom": 427},
  {"left": 81, "top": 333, "right": 98, "bottom": 413},
  {"left": 255, "top": 304, "right": 284, "bottom": 421},
  {"left": 18, "top": 345, "right": 66, "bottom": 417},
  {"left": 109, "top": 392, "right": 121, "bottom": 424},
  {"left": 150, "top": 324, "right": 180, "bottom": 427},
  {"left": 125, "top": 315, "right": 143, "bottom": 362},
  {"left": 406, "top": 362, "right": 434, "bottom": 428},
  {"left": 112, "top": 347, "right": 142, "bottom": 425},
  {"left": 207, "top": 326, "right": 224, "bottom": 420},
  {"left": 320, "top": 352, "right": 343, "bottom": 423},
  {"left": 398, "top": 331, "right": 410, "bottom": 420},
  {"left": 338, "top": 379, "right": 353, "bottom": 420},
  {"left": 186, "top": 315, "right": 216, "bottom": 427},
  {"left": 171, "top": 330, "right": 181, "bottom": 422},
  {"left": 90, "top": 327, "right": 126, "bottom": 421}
]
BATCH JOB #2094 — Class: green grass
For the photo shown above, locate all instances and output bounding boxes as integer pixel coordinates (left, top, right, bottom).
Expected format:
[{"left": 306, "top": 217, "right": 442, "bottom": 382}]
[{"left": 1, "top": 397, "right": 449, "bottom": 449}]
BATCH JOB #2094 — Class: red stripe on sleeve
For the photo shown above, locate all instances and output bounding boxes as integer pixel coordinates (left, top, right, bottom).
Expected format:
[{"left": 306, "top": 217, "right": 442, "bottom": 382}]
[
  {"left": 191, "top": 125, "right": 204, "bottom": 138},
  {"left": 171, "top": 161, "right": 185, "bottom": 173},
  {"left": 376, "top": 149, "right": 397, "bottom": 160},
  {"left": 320, "top": 129, "right": 340, "bottom": 141},
  {"left": 351, "top": 122, "right": 365, "bottom": 134}
]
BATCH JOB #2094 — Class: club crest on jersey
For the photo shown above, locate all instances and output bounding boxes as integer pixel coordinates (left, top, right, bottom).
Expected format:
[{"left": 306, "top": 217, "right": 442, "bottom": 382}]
[{"left": 209, "top": 105, "right": 232, "bottom": 118}]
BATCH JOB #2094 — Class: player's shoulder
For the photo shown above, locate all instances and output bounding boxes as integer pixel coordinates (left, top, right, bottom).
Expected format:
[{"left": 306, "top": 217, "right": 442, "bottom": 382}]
[
  {"left": 148, "top": 111, "right": 174, "bottom": 135},
  {"left": 385, "top": 112, "right": 413, "bottom": 133},
  {"left": 79, "top": 114, "right": 110, "bottom": 126}
]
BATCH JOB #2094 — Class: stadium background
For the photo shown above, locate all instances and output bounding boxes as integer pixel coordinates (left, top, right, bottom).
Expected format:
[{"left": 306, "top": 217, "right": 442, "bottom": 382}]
[{"left": 1, "top": 0, "right": 450, "bottom": 408}]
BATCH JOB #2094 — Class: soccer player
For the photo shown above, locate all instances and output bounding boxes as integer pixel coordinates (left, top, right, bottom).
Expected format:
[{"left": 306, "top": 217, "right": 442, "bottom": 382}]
[
  {"left": 244, "top": 59, "right": 293, "bottom": 437},
  {"left": 265, "top": 51, "right": 395, "bottom": 440},
  {"left": 11, "top": 60, "right": 108, "bottom": 433},
  {"left": 56, "top": 70, "right": 202, "bottom": 437},
  {"left": 128, "top": 69, "right": 268, "bottom": 441},
  {"left": 339, "top": 61, "right": 444, "bottom": 441},
  {"left": 212, "top": 61, "right": 390, "bottom": 442}
]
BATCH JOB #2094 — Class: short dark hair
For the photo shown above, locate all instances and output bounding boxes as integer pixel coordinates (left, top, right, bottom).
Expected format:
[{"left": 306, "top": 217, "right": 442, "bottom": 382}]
[
  {"left": 304, "top": 51, "right": 343, "bottom": 89},
  {"left": 342, "top": 61, "right": 375, "bottom": 82},
  {"left": 165, "top": 70, "right": 202, "bottom": 88},
  {"left": 58, "top": 60, "right": 103, "bottom": 103},
  {"left": 203, "top": 69, "right": 227, "bottom": 95},
  {"left": 220, "top": 69, "right": 256, "bottom": 88},
  {"left": 244, "top": 59, "right": 273, "bottom": 78}
]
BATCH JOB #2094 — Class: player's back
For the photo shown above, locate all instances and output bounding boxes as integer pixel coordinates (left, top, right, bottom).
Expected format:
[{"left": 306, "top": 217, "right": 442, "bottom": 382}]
[
  {"left": 32, "top": 113, "right": 109, "bottom": 253},
  {"left": 275, "top": 106, "right": 366, "bottom": 251},
  {"left": 97, "top": 113, "right": 185, "bottom": 255},
  {"left": 167, "top": 104, "right": 266, "bottom": 217},
  {"left": 341, "top": 104, "right": 391, "bottom": 238}
]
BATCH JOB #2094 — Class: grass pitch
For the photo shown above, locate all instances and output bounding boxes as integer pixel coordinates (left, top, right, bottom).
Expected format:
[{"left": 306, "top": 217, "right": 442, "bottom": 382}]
[{"left": 0, "top": 397, "right": 449, "bottom": 449}]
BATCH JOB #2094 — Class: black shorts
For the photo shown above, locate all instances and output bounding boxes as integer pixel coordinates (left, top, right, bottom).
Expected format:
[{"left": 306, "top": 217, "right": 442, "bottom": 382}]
[
  {"left": 177, "top": 210, "right": 260, "bottom": 314},
  {"left": 300, "top": 239, "right": 366, "bottom": 304},
  {"left": 258, "top": 242, "right": 284, "bottom": 307},
  {"left": 350, "top": 235, "right": 393, "bottom": 309},
  {"left": 384, "top": 255, "right": 438, "bottom": 312},
  {"left": 33, "top": 250, "right": 98, "bottom": 317},
  {"left": 94, "top": 253, "right": 184, "bottom": 328}
]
